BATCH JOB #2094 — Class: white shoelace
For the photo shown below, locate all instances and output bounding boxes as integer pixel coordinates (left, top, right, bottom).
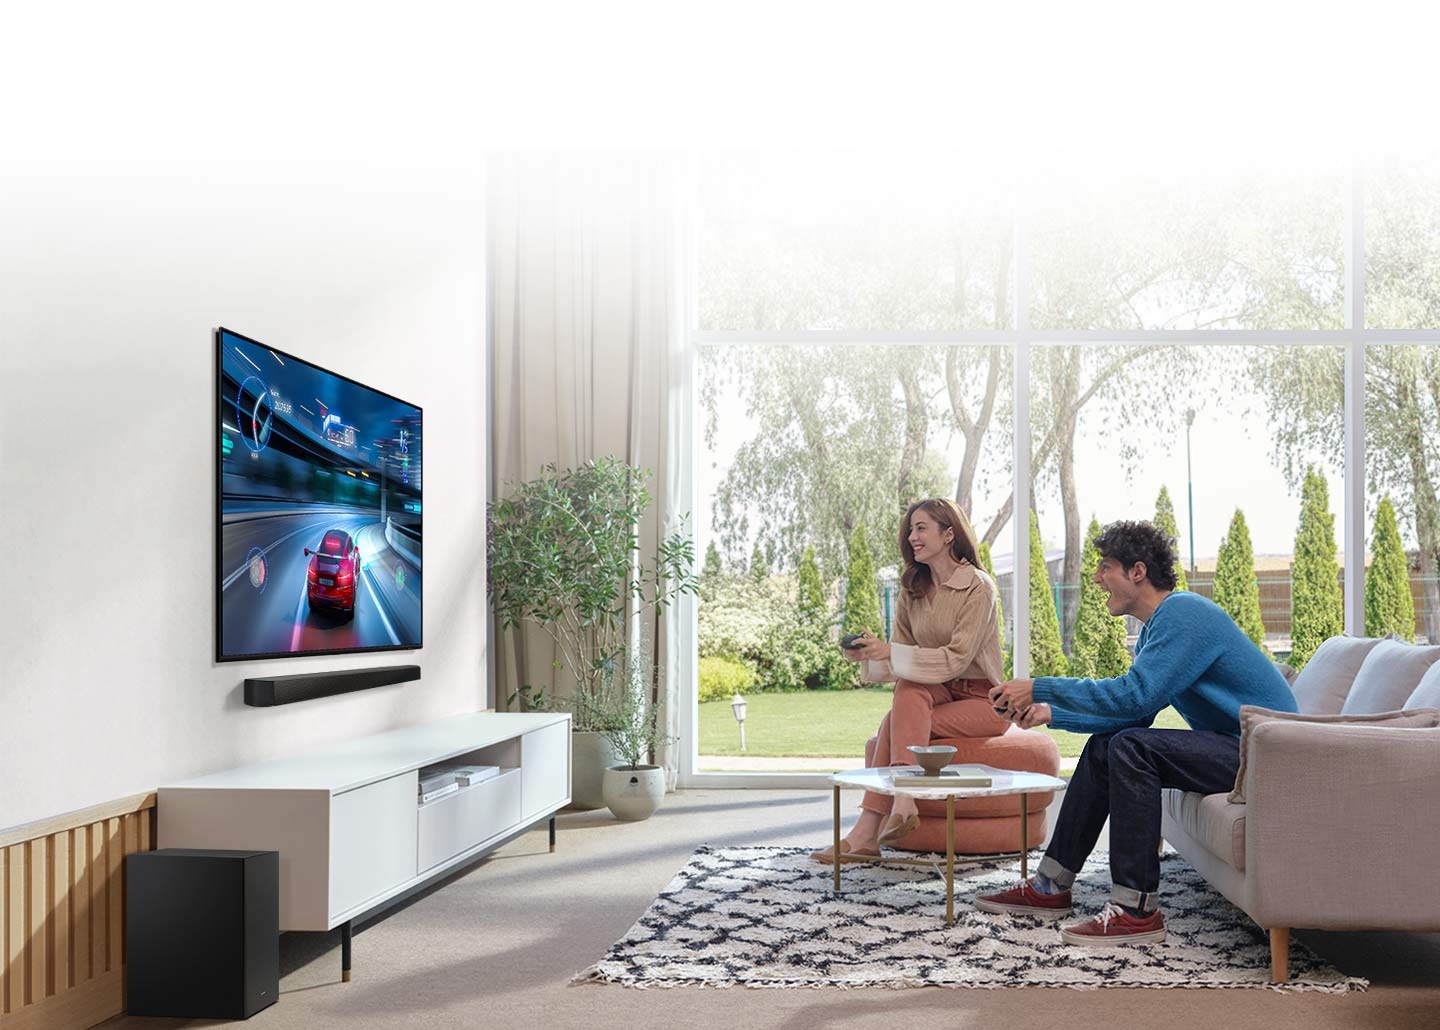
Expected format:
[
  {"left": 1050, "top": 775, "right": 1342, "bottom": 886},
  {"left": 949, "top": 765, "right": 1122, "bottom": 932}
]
[{"left": 1095, "top": 902, "right": 1127, "bottom": 929}]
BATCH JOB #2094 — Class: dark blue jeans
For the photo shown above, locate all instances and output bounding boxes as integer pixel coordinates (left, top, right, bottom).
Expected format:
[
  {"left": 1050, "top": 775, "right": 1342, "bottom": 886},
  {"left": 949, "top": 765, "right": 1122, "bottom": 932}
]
[{"left": 1035, "top": 728, "right": 1240, "bottom": 912}]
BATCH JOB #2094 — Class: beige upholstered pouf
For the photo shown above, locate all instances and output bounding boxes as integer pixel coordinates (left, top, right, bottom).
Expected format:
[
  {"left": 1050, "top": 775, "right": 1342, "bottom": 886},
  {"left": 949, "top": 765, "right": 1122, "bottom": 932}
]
[{"left": 863, "top": 726, "right": 1061, "bottom": 855}]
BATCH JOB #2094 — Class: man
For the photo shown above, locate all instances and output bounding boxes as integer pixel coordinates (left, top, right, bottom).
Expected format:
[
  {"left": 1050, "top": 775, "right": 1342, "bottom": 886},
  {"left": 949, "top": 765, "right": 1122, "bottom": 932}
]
[{"left": 979, "top": 520, "right": 1296, "bottom": 945}]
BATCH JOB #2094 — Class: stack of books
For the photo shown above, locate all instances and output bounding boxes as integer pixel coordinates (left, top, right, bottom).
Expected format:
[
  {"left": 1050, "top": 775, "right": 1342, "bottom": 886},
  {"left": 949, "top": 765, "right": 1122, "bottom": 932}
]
[{"left": 891, "top": 766, "right": 992, "bottom": 788}]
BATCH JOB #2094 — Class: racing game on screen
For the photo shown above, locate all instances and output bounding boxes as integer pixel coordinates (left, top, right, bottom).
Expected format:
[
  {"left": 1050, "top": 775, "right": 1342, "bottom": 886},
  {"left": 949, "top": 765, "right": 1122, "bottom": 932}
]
[{"left": 217, "top": 328, "right": 422, "bottom": 660}]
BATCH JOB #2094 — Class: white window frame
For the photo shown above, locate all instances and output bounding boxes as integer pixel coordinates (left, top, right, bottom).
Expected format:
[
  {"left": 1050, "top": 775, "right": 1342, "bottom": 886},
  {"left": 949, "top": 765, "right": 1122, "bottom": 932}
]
[{"left": 678, "top": 165, "right": 1433, "bottom": 789}]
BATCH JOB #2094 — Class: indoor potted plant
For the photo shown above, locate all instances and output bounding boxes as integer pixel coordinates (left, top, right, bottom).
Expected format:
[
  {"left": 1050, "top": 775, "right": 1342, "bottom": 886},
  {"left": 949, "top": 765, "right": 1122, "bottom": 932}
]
[
  {"left": 488, "top": 457, "right": 697, "bottom": 808},
  {"left": 599, "top": 653, "right": 674, "bottom": 821}
]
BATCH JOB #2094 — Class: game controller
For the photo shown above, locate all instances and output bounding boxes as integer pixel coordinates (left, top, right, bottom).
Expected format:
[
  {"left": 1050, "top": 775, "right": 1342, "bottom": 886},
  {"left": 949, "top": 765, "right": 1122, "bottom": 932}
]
[{"left": 840, "top": 633, "right": 866, "bottom": 650}]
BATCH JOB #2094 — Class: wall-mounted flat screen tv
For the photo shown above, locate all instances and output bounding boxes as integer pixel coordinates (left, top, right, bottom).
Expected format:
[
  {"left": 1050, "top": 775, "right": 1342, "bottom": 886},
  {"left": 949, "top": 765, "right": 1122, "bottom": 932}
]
[{"left": 217, "top": 327, "right": 422, "bottom": 661}]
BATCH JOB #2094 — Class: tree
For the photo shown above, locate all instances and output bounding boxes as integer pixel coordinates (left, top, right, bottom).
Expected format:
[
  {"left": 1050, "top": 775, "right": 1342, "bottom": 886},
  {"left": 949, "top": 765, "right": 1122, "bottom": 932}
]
[
  {"left": 797, "top": 544, "right": 825, "bottom": 621},
  {"left": 1070, "top": 516, "right": 1132, "bottom": 679},
  {"left": 750, "top": 542, "right": 769, "bottom": 582},
  {"left": 842, "top": 523, "right": 884, "bottom": 638},
  {"left": 1289, "top": 467, "right": 1343, "bottom": 669},
  {"left": 977, "top": 540, "right": 1008, "bottom": 674},
  {"left": 1153, "top": 486, "right": 1189, "bottom": 591},
  {"left": 1028, "top": 511, "right": 1069, "bottom": 677},
  {"left": 703, "top": 541, "right": 723, "bottom": 580},
  {"left": 1366, "top": 496, "right": 1415, "bottom": 641},
  {"left": 1214, "top": 508, "right": 1268, "bottom": 651}
]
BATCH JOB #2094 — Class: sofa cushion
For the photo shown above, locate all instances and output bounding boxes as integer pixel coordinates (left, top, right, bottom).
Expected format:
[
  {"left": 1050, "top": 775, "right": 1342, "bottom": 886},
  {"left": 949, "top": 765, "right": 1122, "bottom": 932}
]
[
  {"left": 1288, "top": 636, "right": 1383, "bottom": 714},
  {"left": 1405, "top": 659, "right": 1440, "bottom": 711},
  {"left": 1162, "top": 789, "right": 1247, "bottom": 871},
  {"left": 1230, "top": 703, "right": 1440, "bottom": 802},
  {"left": 1341, "top": 639, "right": 1440, "bottom": 714}
]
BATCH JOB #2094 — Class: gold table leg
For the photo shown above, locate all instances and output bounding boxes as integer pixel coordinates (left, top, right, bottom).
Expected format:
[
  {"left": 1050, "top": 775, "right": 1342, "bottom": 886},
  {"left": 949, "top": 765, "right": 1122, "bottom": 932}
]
[
  {"left": 832, "top": 785, "right": 842, "bottom": 893},
  {"left": 945, "top": 795, "right": 955, "bottom": 927},
  {"left": 1020, "top": 791, "right": 1029, "bottom": 880}
]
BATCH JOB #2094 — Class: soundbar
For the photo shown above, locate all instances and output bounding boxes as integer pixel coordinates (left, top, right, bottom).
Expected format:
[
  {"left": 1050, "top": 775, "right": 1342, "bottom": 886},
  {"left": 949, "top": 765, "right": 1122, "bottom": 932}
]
[{"left": 244, "top": 665, "right": 421, "bottom": 707}]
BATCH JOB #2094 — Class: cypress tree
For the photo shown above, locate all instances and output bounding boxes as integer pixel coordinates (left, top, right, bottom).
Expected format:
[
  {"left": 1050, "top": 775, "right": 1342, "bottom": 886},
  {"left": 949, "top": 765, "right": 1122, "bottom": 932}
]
[
  {"left": 1214, "top": 508, "right": 1268, "bottom": 650},
  {"left": 978, "top": 540, "right": 1008, "bottom": 674},
  {"left": 1365, "top": 496, "right": 1415, "bottom": 641},
  {"left": 1028, "top": 511, "right": 1069, "bottom": 677},
  {"left": 843, "top": 523, "right": 884, "bottom": 638},
  {"left": 1070, "top": 516, "right": 1132, "bottom": 679},
  {"left": 797, "top": 544, "right": 825, "bottom": 621},
  {"left": 1154, "top": 485, "right": 1189, "bottom": 591},
  {"left": 702, "top": 541, "right": 723, "bottom": 580},
  {"left": 1289, "top": 467, "right": 1343, "bottom": 669},
  {"left": 750, "top": 542, "right": 769, "bottom": 582}
]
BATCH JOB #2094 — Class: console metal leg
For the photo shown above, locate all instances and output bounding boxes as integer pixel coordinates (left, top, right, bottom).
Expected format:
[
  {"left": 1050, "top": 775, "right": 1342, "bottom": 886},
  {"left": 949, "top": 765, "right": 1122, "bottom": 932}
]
[
  {"left": 341, "top": 920, "right": 352, "bottom": 983},
  {"left": 832, "top": 785, "right": 842, "bottom": 893},
  {"left": 1020, "top": 792, "right": 1029, "bottom": 880},
  {"left": 945, "top": 795, "right": 956, "bottom": 927},
  {"left": 549, "top": 816, "right": 556, "bottom": 853}
]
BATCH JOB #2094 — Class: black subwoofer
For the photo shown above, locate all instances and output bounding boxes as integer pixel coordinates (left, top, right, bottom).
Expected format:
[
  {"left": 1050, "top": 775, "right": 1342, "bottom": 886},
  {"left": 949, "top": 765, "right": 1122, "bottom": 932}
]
[{"left": 126, "top": 848, "right": 279, "bottom": 1019}]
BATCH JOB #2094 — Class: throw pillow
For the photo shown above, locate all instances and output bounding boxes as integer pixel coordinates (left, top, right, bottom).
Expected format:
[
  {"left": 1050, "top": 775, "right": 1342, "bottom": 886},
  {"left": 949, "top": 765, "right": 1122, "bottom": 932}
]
[
  {"left": 1340, "top": 639, "right": 1440, "bottom": 715},
  {"left": 1229, "top": 704, "right": 1440, "bottom": 803},
  {"left": 1287, "top": 636, "right": 1384, "bottom": 715},
  {"left": 1406, "top": 660, "right": 1440, "bottom": 710}
]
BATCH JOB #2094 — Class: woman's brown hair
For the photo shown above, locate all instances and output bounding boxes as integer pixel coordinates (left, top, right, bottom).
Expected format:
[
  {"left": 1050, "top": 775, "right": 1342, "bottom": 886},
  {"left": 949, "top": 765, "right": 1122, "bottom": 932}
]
[{"left": 898, "top": 498, "right": 982, "bottom": 599}]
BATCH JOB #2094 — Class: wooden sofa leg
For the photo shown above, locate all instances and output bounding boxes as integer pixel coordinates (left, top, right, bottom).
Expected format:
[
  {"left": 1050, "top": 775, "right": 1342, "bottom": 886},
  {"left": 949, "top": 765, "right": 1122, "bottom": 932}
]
[{"left": 1269, "top": 927, "right": 1290, "bottom": 982}]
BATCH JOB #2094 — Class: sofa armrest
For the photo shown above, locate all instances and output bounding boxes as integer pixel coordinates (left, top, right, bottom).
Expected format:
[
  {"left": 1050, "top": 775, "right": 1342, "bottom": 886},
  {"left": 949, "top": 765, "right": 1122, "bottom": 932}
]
[{"left": 1244, "top": 721, "right": 1440, "bottom": 930}]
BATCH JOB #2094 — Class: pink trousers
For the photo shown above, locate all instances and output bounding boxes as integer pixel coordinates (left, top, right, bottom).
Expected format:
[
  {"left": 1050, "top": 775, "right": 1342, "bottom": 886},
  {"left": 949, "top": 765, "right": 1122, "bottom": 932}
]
[{"left": 860, "top": 677, "right": 1010, "bottom": 816}]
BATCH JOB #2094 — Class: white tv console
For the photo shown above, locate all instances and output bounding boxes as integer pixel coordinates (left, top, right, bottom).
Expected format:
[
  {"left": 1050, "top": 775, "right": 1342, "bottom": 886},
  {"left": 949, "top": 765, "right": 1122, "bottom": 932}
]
[{"left": 158, "top": 711, "right": 570, "bottom": 980}]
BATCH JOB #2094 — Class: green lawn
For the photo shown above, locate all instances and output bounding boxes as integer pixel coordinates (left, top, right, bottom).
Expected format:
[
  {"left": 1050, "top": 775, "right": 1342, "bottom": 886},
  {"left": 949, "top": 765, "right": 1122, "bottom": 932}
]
[{"left": 699, "top": 687, "right": 1189, "bottom": 760}]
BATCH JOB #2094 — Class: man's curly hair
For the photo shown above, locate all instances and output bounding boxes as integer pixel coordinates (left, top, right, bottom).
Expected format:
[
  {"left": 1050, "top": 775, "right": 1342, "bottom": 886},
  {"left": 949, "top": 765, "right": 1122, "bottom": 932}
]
[{"left": 1093, "top": 520, "right": 1178, "bottom": 591}]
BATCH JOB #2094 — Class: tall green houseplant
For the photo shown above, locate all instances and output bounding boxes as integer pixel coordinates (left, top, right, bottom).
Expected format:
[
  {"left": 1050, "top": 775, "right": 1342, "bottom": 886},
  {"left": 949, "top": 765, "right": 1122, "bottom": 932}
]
[
  {"left": 1289, "top": 467, "right": 1343, "bottom": 669},
  {"left": 487, "top": 457, "right": 699, "bottom": 729}
]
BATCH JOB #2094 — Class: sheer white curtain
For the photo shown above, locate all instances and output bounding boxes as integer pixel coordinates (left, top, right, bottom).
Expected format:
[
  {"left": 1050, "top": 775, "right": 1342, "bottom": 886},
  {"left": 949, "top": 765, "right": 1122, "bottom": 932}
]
[{"left": 488, "top": 151, "right": 690, "bottom": 784}]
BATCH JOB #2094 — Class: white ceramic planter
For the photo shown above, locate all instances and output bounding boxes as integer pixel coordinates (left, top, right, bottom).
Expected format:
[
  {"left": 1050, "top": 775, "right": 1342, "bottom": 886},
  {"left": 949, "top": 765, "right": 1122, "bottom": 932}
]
[
  {"left": 602, "top": 765, "right": 666, "bottom": 821},
  {"left": 569, "top": 731, "right": 617, "bottom": 810}
]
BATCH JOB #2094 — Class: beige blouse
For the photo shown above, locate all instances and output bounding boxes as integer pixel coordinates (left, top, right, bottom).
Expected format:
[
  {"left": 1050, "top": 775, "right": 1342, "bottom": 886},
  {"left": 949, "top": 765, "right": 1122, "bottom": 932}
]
[{"left": 862, "top": 562, "right": 1005, "bottom": 686}]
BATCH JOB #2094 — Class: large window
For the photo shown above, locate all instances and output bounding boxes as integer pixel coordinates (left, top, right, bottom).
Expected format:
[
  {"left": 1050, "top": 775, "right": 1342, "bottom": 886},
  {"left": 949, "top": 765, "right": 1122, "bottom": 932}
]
[{"left": 683, "top": 152, "right": 1439, "bottom": 785}]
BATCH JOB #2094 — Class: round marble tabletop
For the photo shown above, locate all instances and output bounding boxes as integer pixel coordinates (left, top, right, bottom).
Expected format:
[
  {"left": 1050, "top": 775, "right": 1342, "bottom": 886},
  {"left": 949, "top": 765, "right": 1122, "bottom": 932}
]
[{"left": 831, "top": 764, "right": 1067, "bottom": 801}]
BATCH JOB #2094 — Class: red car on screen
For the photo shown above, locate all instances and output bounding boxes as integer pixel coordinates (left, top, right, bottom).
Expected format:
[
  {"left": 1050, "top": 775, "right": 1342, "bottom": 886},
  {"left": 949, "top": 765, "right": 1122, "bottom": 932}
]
[{"left": 304, "top": 529, "right": 360, "bottom": 617}]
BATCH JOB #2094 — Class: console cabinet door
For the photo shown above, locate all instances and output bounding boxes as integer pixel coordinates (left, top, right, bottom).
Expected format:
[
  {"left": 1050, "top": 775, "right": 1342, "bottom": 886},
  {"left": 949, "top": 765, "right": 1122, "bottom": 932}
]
[
  {"left": 329, "top": 772, "right": 418, "bottom": 922},
  {"left": 521, "top": 722, "right": 571, "bottom": 818}
]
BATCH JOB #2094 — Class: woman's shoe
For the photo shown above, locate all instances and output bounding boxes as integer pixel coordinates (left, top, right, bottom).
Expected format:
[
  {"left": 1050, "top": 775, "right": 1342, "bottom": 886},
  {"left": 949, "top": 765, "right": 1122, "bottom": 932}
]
[
  {"left": 809, "top": 839, "right": 881, "bottom": 864},
  {"left": 877, "top": 812, "right": 921, "bottom": 846}
]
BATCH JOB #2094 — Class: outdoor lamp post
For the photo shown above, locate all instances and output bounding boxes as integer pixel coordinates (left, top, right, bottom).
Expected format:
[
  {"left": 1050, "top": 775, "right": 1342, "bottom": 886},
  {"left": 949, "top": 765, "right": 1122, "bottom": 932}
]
[
  {"left": 1185, "top": 407, "right": 1197, "bottom": 574},
  {"left": 730, "top": 692, "right": 748, "bottom": 753}
]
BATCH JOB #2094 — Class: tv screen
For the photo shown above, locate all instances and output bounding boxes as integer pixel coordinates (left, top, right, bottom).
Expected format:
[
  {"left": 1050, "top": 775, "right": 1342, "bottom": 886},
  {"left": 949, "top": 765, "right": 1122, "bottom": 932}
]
[{"left": 216, "top": 327, "right": 422, "bottom": 661}]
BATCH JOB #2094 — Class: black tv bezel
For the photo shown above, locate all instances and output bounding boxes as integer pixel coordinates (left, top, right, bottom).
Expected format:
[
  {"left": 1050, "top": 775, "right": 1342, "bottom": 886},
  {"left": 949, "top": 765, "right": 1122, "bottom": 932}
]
[{"left": 214, "top": 326, "right": 424, "bottom": 663}]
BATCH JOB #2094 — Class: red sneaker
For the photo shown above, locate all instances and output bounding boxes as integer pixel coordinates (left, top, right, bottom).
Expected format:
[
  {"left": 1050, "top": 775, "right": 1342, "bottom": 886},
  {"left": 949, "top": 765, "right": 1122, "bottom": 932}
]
[
  {"left": 974, "top": 880, "right": 1073, "bottom": 918},
  {"left": 1060, "top": 903, "right": 1166, "bottom": 946}
]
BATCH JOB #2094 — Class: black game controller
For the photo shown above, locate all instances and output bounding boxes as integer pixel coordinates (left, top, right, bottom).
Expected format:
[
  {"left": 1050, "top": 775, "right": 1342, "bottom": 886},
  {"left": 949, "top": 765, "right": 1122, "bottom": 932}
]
[{"left": 840, "top": 633, "right": 866, "bottom": 650}]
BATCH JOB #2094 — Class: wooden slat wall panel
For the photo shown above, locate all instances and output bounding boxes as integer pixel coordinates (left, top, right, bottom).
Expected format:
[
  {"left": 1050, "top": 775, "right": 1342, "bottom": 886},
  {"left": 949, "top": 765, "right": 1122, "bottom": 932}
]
[
  {"left": 6, "top": 844, "right": 24, "bottom": 1013},
  {"left": 70, "top": 828, "right": 89, "bottom": 989},
  {"left": 0, "top": 794, "right": 155, "bottom": 1030}
]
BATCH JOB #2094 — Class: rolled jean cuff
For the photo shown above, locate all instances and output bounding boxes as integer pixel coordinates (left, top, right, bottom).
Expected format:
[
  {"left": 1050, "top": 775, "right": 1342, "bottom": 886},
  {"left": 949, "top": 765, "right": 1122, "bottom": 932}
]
[
  {"left": 1110, "top": 883, "right": 1161, "bottom": 913},
  {"left": 1036, "top": 855, "right": 1076, "bottom": 889}
]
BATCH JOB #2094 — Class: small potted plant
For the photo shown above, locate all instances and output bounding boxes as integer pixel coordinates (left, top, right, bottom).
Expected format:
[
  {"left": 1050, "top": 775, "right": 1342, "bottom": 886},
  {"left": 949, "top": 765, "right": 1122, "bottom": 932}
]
[{"left": 600, "top": 651, "right": 674, "bottom": 822}]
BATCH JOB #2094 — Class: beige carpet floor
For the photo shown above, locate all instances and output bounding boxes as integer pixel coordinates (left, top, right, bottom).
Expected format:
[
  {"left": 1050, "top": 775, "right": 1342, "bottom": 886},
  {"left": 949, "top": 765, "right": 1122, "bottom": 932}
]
[{"left": 102, "top": 788, "right": 1440, "bottom": 1030}]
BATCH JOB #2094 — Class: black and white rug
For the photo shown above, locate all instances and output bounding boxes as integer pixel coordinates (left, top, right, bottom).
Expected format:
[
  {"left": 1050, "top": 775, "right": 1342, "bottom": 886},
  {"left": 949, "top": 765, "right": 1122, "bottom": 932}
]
[{"left": 576, "top": 846, "right": 1365, "bottom": 993}]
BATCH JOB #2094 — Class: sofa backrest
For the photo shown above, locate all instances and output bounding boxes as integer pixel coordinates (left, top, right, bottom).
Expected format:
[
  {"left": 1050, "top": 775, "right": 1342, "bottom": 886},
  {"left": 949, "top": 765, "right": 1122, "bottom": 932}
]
[
  {"left": 1288, "top": 636, "right": 1384, "bottom": 715},
  {"left": 1341, "top": 638, "right": 1440, "bottom": 715}
]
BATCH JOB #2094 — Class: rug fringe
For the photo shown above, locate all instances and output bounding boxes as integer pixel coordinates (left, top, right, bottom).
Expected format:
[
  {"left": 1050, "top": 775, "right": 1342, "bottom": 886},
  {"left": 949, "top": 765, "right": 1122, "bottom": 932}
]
[{"left": 571, "top": 969, "right": 1369, "bottom": 994}]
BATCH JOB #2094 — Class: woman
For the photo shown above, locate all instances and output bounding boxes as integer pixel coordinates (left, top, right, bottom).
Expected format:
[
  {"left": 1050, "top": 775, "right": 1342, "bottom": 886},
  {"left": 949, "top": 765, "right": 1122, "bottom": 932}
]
[{"left": 811, "top": 498, "right": 1008, "bottom": 862}]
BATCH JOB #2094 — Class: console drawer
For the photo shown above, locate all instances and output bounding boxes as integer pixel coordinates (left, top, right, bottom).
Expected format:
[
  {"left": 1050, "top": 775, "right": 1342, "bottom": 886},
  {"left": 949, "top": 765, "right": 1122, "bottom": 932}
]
[{"left": 417, "top": 768, "right": 523, "bottom": 873}]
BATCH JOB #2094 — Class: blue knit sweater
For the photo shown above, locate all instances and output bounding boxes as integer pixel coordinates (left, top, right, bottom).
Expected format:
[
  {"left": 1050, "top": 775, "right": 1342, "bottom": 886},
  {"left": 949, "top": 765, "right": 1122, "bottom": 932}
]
[{"left": 1032, "top": 591, "right": 1297, "bottom": 735}]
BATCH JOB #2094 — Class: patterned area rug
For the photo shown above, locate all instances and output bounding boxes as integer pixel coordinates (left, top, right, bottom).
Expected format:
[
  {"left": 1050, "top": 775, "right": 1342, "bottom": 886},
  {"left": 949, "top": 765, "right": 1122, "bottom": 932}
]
[{"left": 576, "top": 846, "right": 1365, "bottom": 992}]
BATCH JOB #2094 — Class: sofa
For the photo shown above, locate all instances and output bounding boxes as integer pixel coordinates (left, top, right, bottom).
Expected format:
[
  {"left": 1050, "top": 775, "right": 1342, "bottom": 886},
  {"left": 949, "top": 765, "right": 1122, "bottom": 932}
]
[
  {"left": 865, "top": 725, "right": 1061, "bottom": 855},
  {"left": 1160, "top": 635, "right": 1440, "bottom": 981}
]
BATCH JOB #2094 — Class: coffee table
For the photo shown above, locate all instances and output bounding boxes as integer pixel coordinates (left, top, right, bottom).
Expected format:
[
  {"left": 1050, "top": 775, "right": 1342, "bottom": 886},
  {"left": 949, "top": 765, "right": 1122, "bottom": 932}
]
[{"left": 829, "top": 764, "right": 1067, "bottom": 926}]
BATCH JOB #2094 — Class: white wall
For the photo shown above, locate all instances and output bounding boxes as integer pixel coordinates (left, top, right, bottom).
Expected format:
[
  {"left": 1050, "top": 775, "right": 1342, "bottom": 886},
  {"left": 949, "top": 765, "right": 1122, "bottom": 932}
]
[{"left": 0, "top": 145, "right": 489, "bottom": 830}]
